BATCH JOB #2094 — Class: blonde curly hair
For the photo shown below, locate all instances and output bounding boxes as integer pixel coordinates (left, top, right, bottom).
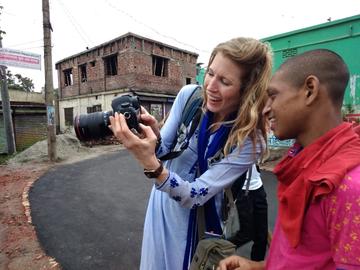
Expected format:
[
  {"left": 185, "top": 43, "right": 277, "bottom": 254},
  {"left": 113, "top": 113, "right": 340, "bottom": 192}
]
[{"left": 203, "top": 37, "right": 273, "bottom": 159}]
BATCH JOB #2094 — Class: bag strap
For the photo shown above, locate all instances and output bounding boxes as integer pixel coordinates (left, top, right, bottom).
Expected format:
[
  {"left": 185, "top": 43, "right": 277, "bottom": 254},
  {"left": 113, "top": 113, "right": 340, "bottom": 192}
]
[
  {"left": 244, "top": 165, "right": 253, "bottom": 196},
  {"left": 180, "top": 85, "right": 203, "bottom": 127},
  {"left": 159, "top": 85, "right": 203, "bottom": 161},
  {"left": 197, "top": 163, "right": 255, "bottom": 239},
  {"left": 197, "top": 204, "right": 206, "bottom": 240},
  {"left": 196, "top": 186, "right": 235, "bottom": 240}
]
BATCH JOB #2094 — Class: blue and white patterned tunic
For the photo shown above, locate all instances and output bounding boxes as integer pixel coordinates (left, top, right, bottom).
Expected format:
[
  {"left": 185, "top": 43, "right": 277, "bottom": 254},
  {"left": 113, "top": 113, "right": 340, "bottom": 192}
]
[{"left": 139, "top": 85, "right": 263, "bottom": 270}]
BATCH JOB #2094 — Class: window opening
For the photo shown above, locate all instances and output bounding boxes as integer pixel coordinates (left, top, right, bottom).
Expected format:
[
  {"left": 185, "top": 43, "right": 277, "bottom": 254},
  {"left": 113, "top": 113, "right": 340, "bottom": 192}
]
[
  {"left": 104, "top": 54, "right": 118, "bottom": 76},
  {"left": 150, "top": 103, "right": 163, "bottom": 121},
  {"left": 79, "top": 64, "right": 87, "bottom": 82},
  {"left": 87, "top": 104, "right": 102, "bottom": 113},
  {"left": 63, "top": 69, "right": 73, "bottom": 86},
  {"left": 152, "top": 55, "right": 168, "bottom": 77},
  {"left": 64, "top": 107, "right": 74, "bottom": 126}
]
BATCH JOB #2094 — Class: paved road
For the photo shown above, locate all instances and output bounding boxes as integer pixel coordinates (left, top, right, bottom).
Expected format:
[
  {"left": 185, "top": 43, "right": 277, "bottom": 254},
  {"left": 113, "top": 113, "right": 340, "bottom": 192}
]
[{"left": 29, "top": 150, "right": 278, "bottom": 270}]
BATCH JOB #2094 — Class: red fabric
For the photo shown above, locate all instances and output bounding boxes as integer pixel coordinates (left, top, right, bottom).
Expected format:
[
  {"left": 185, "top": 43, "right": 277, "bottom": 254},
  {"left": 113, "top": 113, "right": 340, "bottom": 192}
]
[
  {"left": 273, "top": 122, "right": 360, "bottom": 247},
  {"left": 354, "top": 124, "right": 360, "bottom": 136}
]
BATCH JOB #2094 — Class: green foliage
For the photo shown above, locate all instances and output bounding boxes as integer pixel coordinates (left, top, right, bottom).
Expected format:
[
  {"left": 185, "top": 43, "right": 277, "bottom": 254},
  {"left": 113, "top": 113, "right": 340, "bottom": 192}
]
[{"left": 6, "top": 70, "right": 35, "bottom": 92}]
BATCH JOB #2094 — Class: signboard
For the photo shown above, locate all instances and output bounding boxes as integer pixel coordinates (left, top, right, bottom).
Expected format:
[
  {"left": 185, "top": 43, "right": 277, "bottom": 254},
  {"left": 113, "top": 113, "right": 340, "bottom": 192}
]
[
  {"left": 0, "top": 48, "right": 41, "bottom": 70},
  {"left": 47, "top": 106, "right": 55, "bottom": 126}
]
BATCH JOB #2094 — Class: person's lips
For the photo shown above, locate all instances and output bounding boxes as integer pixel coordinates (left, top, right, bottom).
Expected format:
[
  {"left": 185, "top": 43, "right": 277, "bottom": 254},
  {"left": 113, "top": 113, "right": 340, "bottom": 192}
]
[
  {"left": 208, "top": 95, "right": 221, "bottom": 102},
  {"left": 207, "top": 95, "right": 222, "bottom": 107}
]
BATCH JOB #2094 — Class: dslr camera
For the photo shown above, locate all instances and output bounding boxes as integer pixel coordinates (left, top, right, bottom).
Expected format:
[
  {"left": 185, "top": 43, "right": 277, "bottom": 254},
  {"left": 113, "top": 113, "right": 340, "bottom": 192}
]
[{"left": 74, "top": 95, "right": 141, "bottom": 141}]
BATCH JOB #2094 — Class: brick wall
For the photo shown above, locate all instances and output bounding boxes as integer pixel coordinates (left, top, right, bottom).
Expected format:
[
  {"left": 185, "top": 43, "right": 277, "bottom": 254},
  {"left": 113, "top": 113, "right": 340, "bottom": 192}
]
[{"left": 56, "top": 33, "right": 198, "bottom": 98}]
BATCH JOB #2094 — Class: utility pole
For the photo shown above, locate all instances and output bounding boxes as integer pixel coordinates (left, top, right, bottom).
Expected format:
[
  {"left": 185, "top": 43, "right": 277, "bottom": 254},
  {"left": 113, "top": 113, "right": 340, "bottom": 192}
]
[
  {"left": 0, "top": 29, "right": 16, "bottom": 154},
  {"left": 42, "top": 0, "right": 56, "bottom": 161}
]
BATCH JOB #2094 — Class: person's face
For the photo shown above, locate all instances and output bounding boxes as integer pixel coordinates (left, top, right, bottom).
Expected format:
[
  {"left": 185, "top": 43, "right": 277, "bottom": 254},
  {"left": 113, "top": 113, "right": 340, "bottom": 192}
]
[
  {"left": 263, "top": 70, "right": 305, "bottom": 140},
  {"left": 204, "top": 52, "right": 243, "bottom": 122}
]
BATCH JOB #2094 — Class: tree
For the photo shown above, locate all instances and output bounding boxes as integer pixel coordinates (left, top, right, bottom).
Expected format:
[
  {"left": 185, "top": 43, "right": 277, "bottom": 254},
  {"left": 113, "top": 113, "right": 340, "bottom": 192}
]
[
  {"left": 14, "top": 73, "right": 35, "bottom": 92},
  {"left": 6, "top": 70, "right": 35, "bottom": 92}
]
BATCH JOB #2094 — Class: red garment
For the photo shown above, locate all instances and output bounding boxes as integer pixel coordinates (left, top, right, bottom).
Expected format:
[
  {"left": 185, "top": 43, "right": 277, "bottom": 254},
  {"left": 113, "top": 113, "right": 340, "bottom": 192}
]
[
  {"left": 354, "top": 124, "right": 360, "bottom": 136},
  {"left": 273, "top": 122, "right": 360, "bottom": 247}
]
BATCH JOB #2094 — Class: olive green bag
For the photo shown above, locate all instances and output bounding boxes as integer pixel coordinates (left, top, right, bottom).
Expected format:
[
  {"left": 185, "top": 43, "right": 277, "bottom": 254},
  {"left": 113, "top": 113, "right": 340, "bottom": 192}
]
[
  {"left": 189, "top": 237, "right": 236, "bottom": 270},
  {"left": 189, "top": 187, "right": 239, "bottom": 270},
  {"left": 190, "top": 168, "right": 255, "bottom": 270}
]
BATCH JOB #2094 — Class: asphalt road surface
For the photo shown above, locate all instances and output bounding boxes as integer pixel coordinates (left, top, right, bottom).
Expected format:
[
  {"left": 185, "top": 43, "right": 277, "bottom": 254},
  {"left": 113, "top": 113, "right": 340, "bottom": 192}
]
[{"left": 29, "top": 150, "right": 278, "bottom": 270}]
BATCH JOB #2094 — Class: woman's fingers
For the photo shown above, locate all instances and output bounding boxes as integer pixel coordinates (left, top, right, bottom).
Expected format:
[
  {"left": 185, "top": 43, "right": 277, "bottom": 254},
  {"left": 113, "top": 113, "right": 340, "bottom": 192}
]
[
  {"left": 111, "top": 113, "right": 156, "bottom": 148},
  {"left": 139, "top": 123, "right": 157, "bottom": 143},
  {"left": 109, "top": 113, "right": 159, "bottom": 169},
  {"left": 139, "top": 113, "right": 160, "bottom": 138},
  {"left": 140, "top": 106, "right": 149, "bottom": 115},
  {"left": 109, "top": 113, "right": 134, "bottom": 144},
  {"left": 118, "top": 113, "right": 143, "bottom": 147},
  {"left": 140, "top": 112, "right": 158, "bottom": 126}
]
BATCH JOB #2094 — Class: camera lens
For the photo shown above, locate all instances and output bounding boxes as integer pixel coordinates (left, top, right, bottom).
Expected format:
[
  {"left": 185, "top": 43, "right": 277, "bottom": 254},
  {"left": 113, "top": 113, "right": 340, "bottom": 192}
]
[{"left": 74, "top": 111, "right": 113, "bottom": 141}]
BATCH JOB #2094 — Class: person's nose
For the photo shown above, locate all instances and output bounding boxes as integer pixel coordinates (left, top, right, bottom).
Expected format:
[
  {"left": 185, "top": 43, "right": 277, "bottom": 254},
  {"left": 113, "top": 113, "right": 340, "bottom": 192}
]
[
  {"left": 206, "top": 76, "right": 218, "bottom": 93},
  {"left": 262, "top": 99, "right": 271, "bottom": 117}
]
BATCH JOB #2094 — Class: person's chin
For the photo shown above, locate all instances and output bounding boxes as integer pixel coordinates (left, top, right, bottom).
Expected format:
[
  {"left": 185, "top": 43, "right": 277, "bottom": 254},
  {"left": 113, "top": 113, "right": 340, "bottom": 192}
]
[
  {"left": 206, "top": 103, "right": 218, "bottom": 113},
  {"left": 273, "top": 130, "right": 283, "bottom": 140},
  {"left": 274, "top": 132, "right": 290, "bottom": 141}
]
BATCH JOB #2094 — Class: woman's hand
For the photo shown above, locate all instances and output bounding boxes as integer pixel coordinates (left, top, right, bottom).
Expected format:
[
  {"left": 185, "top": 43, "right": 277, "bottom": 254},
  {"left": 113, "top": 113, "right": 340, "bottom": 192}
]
[
  {"left": 217, "top": 255, "right": 265, "bottom": 270},
  {"left": 109, "top": 112, "right": 159, "bottom": 170},
  {"left": 139, "top": 106, "right": 161, "bottom": 139}
]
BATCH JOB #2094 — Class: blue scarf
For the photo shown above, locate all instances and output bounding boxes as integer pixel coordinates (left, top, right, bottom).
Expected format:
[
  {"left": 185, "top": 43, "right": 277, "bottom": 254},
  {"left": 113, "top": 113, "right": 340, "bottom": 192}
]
[
  {"left": 197, "top": 111, "right": 234, "bottom": 234},
  {"left": 183, "top": 111, "right": 234, "bottom": 269}
]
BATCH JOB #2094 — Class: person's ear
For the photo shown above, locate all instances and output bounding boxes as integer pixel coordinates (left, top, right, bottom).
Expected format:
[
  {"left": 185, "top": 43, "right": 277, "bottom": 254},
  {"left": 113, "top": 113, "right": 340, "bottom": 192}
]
[{"left": 303, "top": 75, "right": 320, "bottom": 106}]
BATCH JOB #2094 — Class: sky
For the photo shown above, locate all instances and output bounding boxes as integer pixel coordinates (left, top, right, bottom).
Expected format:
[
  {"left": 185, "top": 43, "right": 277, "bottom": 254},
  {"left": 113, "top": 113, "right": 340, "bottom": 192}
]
[{"left": 1, "top": 0, "right": 360, "bottom": 92}]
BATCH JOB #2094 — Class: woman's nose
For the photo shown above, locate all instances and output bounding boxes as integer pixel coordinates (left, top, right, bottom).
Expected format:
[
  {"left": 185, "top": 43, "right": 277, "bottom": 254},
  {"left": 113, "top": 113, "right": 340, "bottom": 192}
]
[{"left": 206, "top": 77, "right": 218, "bottom": 92}]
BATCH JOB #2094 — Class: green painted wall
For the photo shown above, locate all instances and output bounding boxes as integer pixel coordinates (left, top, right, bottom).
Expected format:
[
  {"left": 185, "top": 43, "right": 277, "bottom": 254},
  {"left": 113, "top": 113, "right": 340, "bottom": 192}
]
[
  {"left": 196, "top": 65, "right": 206, "bottom": 86},
  {"left": 262, "top": 14, "right": 360, "bottom": 112}
]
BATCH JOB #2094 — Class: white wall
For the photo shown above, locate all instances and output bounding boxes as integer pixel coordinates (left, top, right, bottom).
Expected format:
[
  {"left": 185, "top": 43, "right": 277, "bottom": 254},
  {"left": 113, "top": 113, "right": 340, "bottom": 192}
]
[{"left": 59, "top": 91, "right": 130, "bottom": 131}]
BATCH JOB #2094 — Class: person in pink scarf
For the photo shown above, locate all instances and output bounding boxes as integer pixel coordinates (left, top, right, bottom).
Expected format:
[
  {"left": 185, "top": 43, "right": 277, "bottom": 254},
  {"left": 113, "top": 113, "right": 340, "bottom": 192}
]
[{"left": 218, "top": 49, "right": 360, "bottom": 270}]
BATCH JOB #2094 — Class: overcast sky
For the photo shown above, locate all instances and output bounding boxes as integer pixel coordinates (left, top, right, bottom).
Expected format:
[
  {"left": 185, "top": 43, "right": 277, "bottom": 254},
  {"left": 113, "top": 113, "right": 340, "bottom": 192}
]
[{"left": 1, "top": 0, "right": 360, "bottom": 91}]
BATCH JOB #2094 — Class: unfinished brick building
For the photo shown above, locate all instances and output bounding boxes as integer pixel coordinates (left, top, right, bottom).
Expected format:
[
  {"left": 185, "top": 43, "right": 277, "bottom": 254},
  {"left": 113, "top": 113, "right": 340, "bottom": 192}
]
[{"left": 55, "top": 32, "right": 198, "bottom": 131}]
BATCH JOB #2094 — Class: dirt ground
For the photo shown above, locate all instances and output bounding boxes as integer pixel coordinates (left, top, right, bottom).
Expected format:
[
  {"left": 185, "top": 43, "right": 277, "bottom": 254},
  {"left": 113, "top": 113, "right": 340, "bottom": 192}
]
[
  {"left": 0, "top": 134, "right": 121, "bottom": 270},
  {"left": 0, "top": 133, "right": 285, "bottom": 270}
]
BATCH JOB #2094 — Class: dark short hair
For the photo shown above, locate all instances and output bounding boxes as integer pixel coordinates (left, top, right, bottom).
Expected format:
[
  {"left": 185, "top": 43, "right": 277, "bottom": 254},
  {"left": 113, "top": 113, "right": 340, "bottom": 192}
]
[{"left": 279, "top": 49, "right": 349, "bottom": 106}]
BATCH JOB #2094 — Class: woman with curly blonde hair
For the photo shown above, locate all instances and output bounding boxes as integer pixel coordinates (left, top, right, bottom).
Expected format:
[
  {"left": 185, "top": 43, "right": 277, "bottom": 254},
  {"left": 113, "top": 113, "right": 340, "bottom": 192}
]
[{"left": 110, "top": 37, "right": 272, "bottom": 270}]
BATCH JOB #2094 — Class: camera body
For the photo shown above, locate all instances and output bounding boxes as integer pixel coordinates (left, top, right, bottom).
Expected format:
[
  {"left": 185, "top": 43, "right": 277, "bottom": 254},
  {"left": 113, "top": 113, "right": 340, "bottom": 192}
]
[
  {"left": 111, "top": 95, "right": 140, "bottom": 132},
  {"left": 74, "top": 95, "right": 141, "bottom": 141}
]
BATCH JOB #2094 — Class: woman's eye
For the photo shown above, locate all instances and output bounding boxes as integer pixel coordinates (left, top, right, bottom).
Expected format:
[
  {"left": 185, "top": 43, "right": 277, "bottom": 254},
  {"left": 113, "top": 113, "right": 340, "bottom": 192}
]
[
  {"left": 221, "top": 79, "right": 230, "bottom": 86},
  {"left": 207, "top": 70, "right": 214, "bottom": 76},
  {"left": 269, "top": 93, "right": 276, "bottom": 100}
]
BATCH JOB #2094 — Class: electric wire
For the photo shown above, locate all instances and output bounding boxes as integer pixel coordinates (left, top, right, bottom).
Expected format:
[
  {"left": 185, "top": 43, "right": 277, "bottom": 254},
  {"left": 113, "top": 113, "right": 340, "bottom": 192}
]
[
  {"left": 104, "top": 0, "right": 210, "bottom": 55},
  {"left": 54, "top": 0, "right": 93, "bottom": 47},
  {"left": 6, "top": 39, "right": 43, "bottom": 48}
]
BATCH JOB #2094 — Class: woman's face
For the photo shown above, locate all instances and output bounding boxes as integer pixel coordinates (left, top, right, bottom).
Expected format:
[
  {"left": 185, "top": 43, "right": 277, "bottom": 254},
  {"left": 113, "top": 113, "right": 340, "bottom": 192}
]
[{"left": 204, "top": 52, "right": 244, "bottom": 122}]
